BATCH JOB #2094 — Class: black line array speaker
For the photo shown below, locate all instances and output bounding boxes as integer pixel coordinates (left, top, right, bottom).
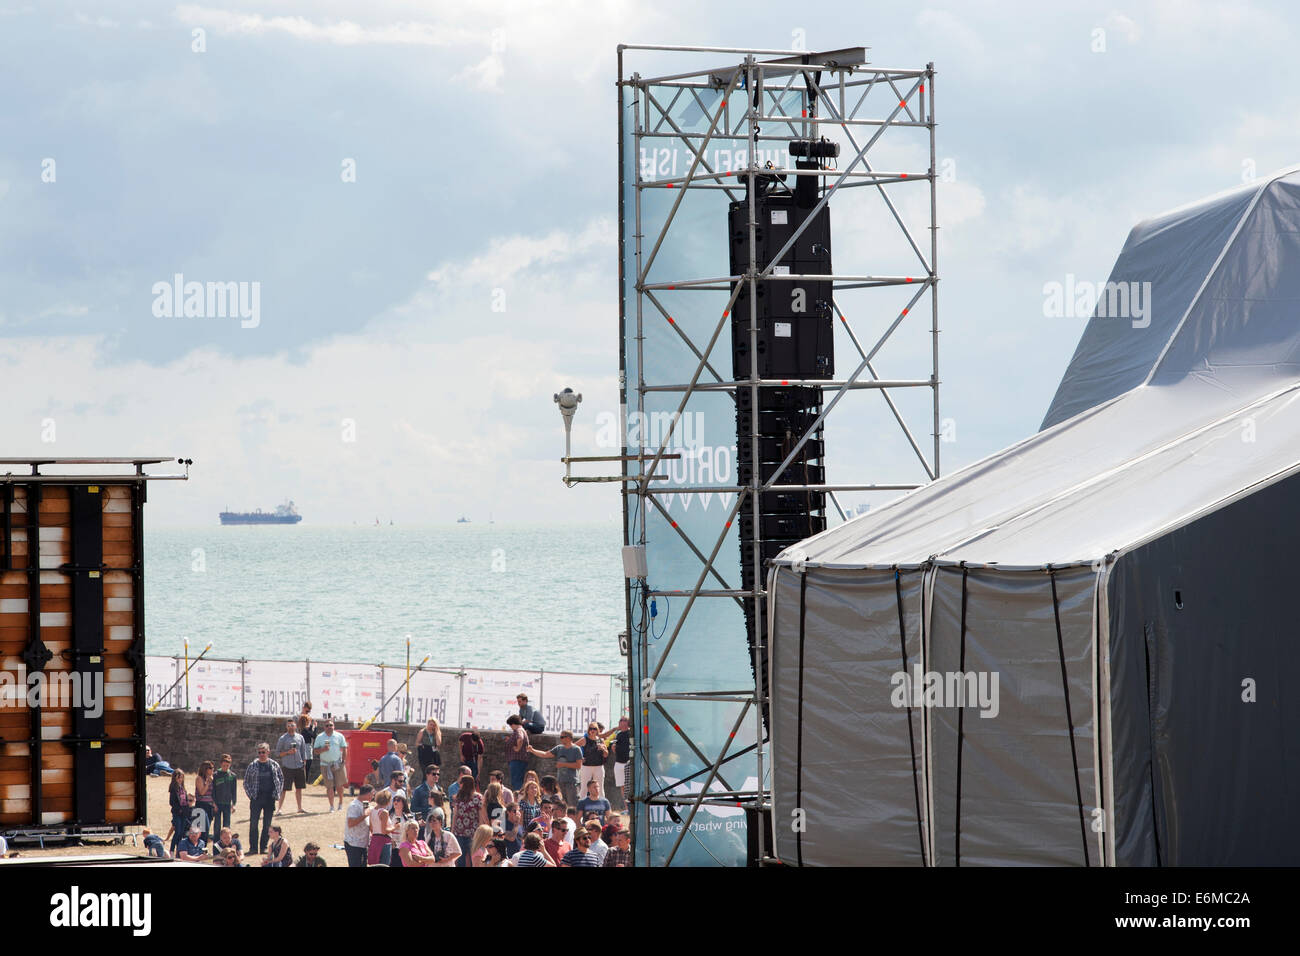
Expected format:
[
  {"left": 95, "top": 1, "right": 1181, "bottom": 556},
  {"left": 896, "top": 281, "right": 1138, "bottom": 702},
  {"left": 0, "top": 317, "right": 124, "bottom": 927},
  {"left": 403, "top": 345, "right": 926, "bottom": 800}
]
[{"left": 729, "top": 148, "right": 836, "bottom": 722}]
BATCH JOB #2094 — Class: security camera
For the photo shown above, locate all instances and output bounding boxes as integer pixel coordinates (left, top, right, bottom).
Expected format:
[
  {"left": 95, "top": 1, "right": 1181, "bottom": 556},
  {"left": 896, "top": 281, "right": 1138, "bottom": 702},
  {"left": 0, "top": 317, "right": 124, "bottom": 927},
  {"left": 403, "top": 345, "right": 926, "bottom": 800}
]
[{"left": 554, "top": 388, "right": 582, "bottom": 416}]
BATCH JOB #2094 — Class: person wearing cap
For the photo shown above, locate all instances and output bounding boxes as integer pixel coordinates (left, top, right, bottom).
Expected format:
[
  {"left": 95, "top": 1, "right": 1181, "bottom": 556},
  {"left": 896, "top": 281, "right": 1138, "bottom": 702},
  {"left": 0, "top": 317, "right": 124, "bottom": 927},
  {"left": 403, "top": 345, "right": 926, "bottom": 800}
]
[
  {"left": 559, "top": 828, "right": 601, "bottom": 867},
  {"left": 344, "top": 784, "right": 375, "bottom": 867},
  {"left": 176, "top": 823, "right": 208, "bottom": 863},
  {"left": 504, "top": 715, "right": 530, "bottom": 792}
]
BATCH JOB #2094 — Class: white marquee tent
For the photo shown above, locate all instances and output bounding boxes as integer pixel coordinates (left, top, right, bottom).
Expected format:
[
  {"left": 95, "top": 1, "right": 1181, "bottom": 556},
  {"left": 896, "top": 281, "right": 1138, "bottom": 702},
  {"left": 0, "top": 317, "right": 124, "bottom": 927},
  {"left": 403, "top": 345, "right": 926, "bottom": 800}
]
[{"left": 768, "top": 167, "right": 1300, "bottom": 866}]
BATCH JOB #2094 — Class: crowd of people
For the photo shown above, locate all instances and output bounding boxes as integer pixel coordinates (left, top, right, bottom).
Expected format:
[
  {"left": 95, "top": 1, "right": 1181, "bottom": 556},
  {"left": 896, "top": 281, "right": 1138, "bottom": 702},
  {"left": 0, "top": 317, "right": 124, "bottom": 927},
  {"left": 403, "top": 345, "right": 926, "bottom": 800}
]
[{"left": 144, "top": 694, "right": 635, "bottom": 867}]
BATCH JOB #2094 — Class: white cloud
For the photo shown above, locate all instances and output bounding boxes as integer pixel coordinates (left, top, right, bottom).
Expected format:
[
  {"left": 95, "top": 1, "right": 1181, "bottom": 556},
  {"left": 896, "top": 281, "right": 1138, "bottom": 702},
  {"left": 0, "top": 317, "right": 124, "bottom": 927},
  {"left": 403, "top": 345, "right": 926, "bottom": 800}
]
[
  {"left": 0, "top": 219, "right": 623, "bottom": 526},
  {"left": 1102, "top": 13, "right": 1141, "bottom": 44},
  {"left": 172, "top": 5, "right": 469, "bottom": 46},
  {"left": 454, "top": 54, "right": 506, "bottom": 91}
]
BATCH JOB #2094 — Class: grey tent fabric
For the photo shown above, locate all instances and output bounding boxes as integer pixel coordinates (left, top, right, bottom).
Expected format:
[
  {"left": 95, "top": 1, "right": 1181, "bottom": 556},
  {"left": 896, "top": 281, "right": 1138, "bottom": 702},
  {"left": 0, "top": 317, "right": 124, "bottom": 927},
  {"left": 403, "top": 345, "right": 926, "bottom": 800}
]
[{"left": 767, "top": 167, "right": 1300, "bottom": 866}]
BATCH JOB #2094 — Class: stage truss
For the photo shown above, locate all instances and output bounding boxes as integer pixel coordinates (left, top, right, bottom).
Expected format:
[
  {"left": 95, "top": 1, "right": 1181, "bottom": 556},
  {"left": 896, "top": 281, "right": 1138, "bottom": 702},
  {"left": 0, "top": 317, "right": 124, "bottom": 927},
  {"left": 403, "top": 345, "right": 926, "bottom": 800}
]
[{"left": 617, "top": 43, "right": 940, "bottom": 866}]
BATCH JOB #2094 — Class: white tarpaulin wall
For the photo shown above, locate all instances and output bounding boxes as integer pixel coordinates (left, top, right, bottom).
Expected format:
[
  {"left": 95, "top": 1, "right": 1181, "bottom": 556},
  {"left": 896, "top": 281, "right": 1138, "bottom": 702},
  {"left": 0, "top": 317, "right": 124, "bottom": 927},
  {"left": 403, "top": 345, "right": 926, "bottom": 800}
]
[{"left": 769, "top": 167, "right": 1300, "bottom": 866}]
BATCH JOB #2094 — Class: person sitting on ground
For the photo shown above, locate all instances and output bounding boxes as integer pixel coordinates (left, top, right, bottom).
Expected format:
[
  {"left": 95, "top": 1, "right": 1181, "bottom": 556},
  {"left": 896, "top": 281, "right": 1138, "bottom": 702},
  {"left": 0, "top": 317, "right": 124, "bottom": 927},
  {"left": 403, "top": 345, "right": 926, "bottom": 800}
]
[
  {"left": 176, "top": 824, "right": 208, "bottom": 863},
  {"left": 215, "top": 847, "right": 240, "bottom": 868},
  {"left": 262, "top": 825, "right": 292, "bottom": 867},
  {"left": 295, "top": 841, "right": 327, "bottom": 867},
  {"left": 145, "top": 745, "right": 176, "bottom": 777},
  {"left": 210, "top": 826, "right": 243, "bottom": 866}
]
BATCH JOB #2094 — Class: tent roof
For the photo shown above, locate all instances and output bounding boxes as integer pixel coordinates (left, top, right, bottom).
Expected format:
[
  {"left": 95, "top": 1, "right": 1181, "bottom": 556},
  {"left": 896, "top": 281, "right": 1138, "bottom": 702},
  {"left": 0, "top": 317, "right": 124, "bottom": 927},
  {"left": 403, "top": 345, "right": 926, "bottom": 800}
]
[{"left": 780, "top": 167, "right": 1300, "bottom": 570}]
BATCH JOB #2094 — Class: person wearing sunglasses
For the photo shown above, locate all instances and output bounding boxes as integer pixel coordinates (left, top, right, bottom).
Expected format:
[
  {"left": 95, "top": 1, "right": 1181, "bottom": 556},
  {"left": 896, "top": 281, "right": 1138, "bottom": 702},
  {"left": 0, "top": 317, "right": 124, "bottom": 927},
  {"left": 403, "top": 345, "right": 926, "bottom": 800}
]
[{"left": 559, "top": 829, "right": 600, "bottom": 867}]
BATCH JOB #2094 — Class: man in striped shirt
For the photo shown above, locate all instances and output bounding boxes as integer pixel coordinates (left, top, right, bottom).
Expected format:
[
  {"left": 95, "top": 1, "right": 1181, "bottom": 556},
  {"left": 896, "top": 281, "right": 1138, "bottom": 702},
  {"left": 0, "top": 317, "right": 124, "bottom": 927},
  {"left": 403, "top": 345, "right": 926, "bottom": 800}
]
[
  {"left": 510, "top": 833, "right": 554, "bottom": 867},
  {"left": 560, "top": 830, "right": 601, "bottom": 867}
]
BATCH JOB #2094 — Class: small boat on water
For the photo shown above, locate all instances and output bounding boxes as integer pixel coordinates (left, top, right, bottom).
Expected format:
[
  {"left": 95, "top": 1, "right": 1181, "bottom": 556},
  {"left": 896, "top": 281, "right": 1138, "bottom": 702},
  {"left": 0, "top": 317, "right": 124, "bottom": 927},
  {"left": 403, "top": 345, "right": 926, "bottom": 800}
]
[{"left": 457, "top": 515, "right": 470, "bottom": 523}]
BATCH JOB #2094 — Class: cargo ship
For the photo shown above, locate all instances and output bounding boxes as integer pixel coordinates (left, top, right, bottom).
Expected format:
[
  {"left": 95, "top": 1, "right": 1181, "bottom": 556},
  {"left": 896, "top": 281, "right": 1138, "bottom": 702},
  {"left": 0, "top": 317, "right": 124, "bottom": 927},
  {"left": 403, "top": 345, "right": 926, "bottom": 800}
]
[{"left": 219, "top": 500, "right": 302, "bottom": 525}]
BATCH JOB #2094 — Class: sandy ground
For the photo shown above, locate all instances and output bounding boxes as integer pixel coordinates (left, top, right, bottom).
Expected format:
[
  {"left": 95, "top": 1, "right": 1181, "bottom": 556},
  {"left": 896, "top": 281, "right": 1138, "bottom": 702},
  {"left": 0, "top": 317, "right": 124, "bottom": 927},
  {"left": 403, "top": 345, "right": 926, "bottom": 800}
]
[{"left": 8, "top": 774, "right": 355, "bottom": 866}]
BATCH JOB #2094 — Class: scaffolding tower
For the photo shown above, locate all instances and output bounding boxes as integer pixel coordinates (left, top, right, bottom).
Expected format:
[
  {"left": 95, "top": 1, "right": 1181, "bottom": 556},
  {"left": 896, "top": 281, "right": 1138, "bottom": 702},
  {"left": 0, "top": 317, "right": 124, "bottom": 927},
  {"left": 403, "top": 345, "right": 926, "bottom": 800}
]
[{"left": 617, "top": 43, "right": 940, "bottom": 866}]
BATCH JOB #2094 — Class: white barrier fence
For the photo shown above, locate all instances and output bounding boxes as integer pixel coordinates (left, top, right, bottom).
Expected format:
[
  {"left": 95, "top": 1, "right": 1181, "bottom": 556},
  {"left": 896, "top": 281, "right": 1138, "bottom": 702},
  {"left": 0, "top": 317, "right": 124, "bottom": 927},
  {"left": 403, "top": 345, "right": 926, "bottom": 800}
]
[{"left": 146, "top": 655, "right": 626, "bottom": 732}]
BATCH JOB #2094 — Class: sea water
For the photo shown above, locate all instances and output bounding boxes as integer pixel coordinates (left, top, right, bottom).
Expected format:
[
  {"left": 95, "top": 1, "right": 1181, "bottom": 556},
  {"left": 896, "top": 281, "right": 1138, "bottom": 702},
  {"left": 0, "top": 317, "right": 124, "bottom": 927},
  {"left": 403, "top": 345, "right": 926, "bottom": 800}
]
[{"left": 144, "top": 523, "right": 626, "bottom": 674}]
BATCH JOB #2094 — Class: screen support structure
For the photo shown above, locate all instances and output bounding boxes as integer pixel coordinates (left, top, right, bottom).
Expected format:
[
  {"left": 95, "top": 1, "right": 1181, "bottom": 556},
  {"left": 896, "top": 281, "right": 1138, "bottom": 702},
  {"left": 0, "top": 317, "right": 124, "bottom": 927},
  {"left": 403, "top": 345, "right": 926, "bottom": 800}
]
[{"left": 617, "top": 44, "right": 940, "bottom": 866}]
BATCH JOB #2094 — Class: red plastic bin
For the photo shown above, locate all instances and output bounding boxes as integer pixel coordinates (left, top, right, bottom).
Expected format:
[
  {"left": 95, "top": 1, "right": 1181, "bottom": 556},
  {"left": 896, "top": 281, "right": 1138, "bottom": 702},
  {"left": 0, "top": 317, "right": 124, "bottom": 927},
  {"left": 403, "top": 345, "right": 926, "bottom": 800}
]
[{"left": 342, "top": 730, "right": 394, "bottom": 792}]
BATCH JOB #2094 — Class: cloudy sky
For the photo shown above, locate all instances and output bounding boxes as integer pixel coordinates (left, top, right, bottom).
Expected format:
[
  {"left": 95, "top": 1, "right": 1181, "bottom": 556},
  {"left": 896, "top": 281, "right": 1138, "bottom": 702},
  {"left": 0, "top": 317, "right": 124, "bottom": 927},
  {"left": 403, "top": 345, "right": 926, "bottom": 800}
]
[{"left": 1, "top": 0, "right": 1297, "bottom": 526}]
